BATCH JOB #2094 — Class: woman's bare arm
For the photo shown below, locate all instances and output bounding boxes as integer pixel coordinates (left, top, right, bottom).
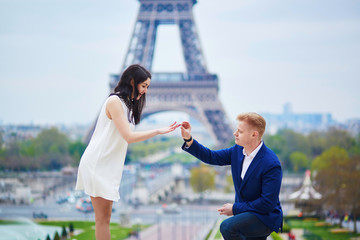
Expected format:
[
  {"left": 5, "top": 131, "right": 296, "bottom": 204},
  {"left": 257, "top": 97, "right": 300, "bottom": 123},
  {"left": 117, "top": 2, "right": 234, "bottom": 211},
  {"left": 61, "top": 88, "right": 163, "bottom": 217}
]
[{"left": 106, "top": 96, "right": 180, "bottom": 144}]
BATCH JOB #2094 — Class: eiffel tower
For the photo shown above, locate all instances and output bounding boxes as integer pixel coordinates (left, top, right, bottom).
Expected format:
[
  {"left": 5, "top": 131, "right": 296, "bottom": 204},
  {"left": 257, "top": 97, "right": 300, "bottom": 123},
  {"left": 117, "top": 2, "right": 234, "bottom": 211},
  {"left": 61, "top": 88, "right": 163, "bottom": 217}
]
[{"left": 108, "top": 0, "right": 234, "bottom": 147}]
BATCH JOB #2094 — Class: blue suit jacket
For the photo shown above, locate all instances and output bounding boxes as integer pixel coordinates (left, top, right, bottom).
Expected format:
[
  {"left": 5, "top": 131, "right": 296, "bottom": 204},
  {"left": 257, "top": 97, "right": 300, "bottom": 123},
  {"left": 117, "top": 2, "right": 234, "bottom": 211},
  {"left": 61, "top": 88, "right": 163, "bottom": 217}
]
[{"left": 183, "top": 139, "right": 283, "bottom": 232}]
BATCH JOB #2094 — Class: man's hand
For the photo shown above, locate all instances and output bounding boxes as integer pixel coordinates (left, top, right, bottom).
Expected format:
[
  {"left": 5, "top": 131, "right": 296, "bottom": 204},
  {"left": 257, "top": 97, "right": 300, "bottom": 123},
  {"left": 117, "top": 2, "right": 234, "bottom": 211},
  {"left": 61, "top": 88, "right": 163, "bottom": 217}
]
[
  {"left": 180, "top": 121, "right": 192, "bottom": 139},
  {"left": 217, "top": 203, "right": 234, "bottom": 216}
]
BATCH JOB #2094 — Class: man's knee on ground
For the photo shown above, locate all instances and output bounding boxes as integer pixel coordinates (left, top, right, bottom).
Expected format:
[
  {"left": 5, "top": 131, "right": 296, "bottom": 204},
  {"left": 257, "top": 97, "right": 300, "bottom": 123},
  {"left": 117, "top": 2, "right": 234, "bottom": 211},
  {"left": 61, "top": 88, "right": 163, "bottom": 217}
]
[{"left": 220, "top": 220, "right": 231, "bottom": 235}]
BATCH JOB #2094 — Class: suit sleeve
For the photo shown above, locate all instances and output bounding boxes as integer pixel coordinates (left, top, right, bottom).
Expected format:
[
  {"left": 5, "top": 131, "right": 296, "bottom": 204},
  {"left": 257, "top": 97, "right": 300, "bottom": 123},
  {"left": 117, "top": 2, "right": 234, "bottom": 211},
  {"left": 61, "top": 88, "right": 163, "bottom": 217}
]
[
  {"left": 232, "top": 164, "right": 282, "bottom": 215},
  {"left": 182, "top": 139, "right": 232, "bottom": 166}
]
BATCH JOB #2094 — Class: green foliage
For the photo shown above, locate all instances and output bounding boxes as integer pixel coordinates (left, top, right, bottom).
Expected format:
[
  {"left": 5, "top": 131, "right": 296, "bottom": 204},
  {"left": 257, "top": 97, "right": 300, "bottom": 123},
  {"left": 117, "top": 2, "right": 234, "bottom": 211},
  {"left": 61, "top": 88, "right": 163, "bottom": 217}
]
[
  {"left": 45, "top": 234, "right": 51, "bottom": 240},
  {"left": 39, "top": 220, "right": 140, "bottom": 240},
  {"left": 61, "top": 225, "right": 68, "bottom": 237},
  {"left": 69, "top": 140, "right": 86, "bottom": 166},
  {"left": 0, "top": 131, "right": 3, "bottom": 149},
  {"left": 311, "top": 147, "right": 360, "bottom": 230},
  {"left": 282, "top": 222, "right": 291, "bottom": 233},
  {"left": 307, "top": 131, "right": 328, "bottom": 157},
  {"left": 127, "top": 137, "right": 182, "bottom": 162},
  {"left": 69, "top": 222, "right": 74, "bottom": 233},
  {"left": 264, "top": 127, "right": 360, "bottom": 173},
  {"left": 1, "top": 123, "right": 359, "bottom": 173},
  {"left": 214, "top": 229, "right": 223, "bottom": 238},
  {"left": 263, "top": 134, "right": 286, "bottom": 156},
  {"left": 311, "top": 146, "right": 349, "bottom": 172},
  {"left": 289, "top": 152, "right": 309, "bottom": 172},
  {"left": 343, "top": 155, "right": 360, "bottom": 233},
  {"left": 33, "top": 128, "right": 69, "bottom": 155},
  {"left": 280, "top": 129, "right": 311, "bottom": 168},
  {"left": 0, "top": 127, "right": 80, "bottom": 171},
  {"left": 288, "top": 219, "right": 360, "bottom": 239},
  {"left": 264, "top": 129, "right": 310, "bottom": 171},
  {"left": 325, "top": 128, "right": 356, "bottom": 151},
  {"left": 189, "top": 163, "right": 216, "bottom": 193},
  {"left": 224, "top": 174, "right": 234, "bottom": 193},
  {"left": 53, "top": 231, "right": 60, "bottom": 240},
  {"left": 159, "top": 152, "right": 196, "bottom": 163},
  {"left": 270, "top": 232, "right": 283, "bottom": 240}
]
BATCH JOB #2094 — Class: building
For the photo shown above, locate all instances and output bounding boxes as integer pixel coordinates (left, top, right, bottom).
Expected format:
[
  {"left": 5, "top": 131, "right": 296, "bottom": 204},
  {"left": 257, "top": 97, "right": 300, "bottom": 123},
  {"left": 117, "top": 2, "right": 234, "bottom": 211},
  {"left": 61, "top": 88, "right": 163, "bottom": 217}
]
[{"left": 261, "top": 103, "right": 335, "bottom": 134}]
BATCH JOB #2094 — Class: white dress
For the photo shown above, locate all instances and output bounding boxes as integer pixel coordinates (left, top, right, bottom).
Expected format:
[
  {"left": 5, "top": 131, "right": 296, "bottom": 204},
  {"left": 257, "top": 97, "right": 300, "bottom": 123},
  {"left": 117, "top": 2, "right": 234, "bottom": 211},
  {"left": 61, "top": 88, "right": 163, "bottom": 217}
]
[{"left": 75, "top": 95, "right": 134, "bottom": 202}]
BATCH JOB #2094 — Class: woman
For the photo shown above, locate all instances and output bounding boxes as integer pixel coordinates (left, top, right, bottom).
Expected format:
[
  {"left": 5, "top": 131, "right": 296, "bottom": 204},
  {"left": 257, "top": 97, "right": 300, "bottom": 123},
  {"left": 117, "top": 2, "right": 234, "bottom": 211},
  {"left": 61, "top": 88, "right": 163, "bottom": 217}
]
[{"left": 75, "top": 64, "right": 180, "bottom": 240}]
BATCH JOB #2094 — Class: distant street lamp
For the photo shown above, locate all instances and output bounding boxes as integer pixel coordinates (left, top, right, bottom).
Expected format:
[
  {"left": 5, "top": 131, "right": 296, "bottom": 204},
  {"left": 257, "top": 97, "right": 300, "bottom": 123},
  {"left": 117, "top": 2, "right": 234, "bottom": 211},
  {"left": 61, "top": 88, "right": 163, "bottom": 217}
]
[{"left": 156, "top": 209, "right": 163, "bottom": 240}]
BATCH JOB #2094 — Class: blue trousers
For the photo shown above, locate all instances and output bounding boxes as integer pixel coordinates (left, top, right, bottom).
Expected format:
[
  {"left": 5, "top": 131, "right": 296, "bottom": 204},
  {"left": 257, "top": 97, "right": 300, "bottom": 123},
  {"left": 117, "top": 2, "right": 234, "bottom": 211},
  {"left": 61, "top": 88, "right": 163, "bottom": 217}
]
[{"left": 220, "top": 212, "right": 273, "bottom": 240}]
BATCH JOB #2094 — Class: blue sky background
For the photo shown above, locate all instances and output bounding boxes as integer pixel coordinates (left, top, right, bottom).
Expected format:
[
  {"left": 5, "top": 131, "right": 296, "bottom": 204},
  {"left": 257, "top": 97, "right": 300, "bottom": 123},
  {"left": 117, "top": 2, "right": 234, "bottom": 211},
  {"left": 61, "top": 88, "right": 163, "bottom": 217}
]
[{"left": 0, "top": 0, "right": 359, "bottom": 125}]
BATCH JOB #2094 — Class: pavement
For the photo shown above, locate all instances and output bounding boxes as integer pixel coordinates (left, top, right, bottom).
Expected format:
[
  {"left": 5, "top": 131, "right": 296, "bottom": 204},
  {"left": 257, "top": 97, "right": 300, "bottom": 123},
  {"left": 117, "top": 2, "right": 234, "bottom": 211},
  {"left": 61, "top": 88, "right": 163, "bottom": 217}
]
[{"left": 125, "top": 221, "right": 215, "bottom": 240}]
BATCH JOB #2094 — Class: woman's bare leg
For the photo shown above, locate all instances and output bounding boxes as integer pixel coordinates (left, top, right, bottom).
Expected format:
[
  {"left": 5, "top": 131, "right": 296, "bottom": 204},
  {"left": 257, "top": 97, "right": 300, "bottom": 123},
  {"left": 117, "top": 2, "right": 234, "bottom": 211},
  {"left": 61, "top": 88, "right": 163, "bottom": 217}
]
[{"left": 91, "top": 196, "right": 113, "bottom": 240}]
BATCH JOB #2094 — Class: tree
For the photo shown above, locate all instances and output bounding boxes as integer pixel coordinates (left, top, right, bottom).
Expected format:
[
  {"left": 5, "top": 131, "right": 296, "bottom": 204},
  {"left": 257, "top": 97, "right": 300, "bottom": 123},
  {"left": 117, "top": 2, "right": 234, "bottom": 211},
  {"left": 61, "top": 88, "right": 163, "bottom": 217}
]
[
  {"left": 189, "top": 163, "right": 216, "bottom": 193},
  {"left": 312, "top": 146, "right": 350, "bottom": 226},
  {"left": 61, "top": 225, "right": 68, "bottom": 239},
  {"left": 280, "top": 129, "right": 311, "bottom": 157},
  {"left": 224, "top": 174, "right": 234, "bottom": 193},
  {"left": 312, "top": 146, "right": 349, "bottom": 171},
  {"left": 45, "top": 234, "right": 51, "bottom": 240},
  {"left": 69, "top": 140, "right": 86, "bottom": 166},
  {"left": 265, "top": 129, "right": 311, "bottom": 171},
  {"left": 33, "top": 128, "right": 70, "bottom": 170},
  {"left": 289, "top": 152, "right": 309, "bottom": 172},
  {"left": 263, "top": 134, "right": 286, "bottom": 157},
  {"left": 325, "top": 128, "right": 356, "bottom": 151},
  {"left": 0, "top": 132, "right": 4, "bottom": 169},
  {"left": 307, "top": 131, "right": 327, "bottom": 157},
  {"left": 4, "top": 137, "right": 23, "bottom": 171},
  {"left": 343, "top": 155, "right": 360, "bottom": 233},
  {"left": 34, "top": 128, "right": 69, "bottom": 155},
  {"left": 349, "top": 133, "right": 360, "bottom": 156},
  {"left": 0, "top": 131, "right": 3, "bottom": 149},
  {"left": 69, "top": 222, "right": 74, "bottom": 236},
  {"left": 53, "top": 231, "right": 60, "bottom": 240}
]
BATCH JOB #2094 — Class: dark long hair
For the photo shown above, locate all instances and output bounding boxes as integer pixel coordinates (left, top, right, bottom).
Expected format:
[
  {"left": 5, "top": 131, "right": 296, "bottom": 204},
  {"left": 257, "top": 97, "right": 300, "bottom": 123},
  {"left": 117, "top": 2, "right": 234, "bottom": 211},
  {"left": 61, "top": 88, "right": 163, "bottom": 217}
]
[{"left": 110, "top": 64, "right": 151, "bottom": 125}]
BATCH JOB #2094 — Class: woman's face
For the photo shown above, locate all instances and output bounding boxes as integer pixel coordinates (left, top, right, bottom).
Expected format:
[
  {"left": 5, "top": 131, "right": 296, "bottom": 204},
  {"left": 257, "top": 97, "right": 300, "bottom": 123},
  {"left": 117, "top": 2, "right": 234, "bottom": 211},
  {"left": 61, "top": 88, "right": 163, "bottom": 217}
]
[{"left": 134, "top": 78, "right": 151, "bottom": 100}]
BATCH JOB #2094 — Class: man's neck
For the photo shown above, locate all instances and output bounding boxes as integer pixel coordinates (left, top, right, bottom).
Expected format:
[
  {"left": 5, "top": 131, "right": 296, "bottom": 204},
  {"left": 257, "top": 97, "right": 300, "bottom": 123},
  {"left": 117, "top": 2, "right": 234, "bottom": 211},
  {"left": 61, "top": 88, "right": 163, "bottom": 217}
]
[{"left": 244, "top": 140, "right": 262, "bottom": 156}]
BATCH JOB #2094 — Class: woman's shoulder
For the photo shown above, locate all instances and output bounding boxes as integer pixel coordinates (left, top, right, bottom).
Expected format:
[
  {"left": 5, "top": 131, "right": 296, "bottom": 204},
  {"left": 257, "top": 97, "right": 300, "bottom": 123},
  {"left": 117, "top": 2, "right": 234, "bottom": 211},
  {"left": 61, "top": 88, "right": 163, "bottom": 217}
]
[
  {"left": 107, "top": 95, "right": 125, "bottom": 104},
  {"left": 106, "top": 95, "right": 126, "bottom": 109}
]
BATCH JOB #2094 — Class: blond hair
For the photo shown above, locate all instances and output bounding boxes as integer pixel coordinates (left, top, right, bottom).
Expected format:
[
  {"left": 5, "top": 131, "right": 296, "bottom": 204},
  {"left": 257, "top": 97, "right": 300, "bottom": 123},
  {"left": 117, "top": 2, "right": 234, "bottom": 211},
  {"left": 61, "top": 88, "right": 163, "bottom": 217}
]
[{"left": 236, "top": 112, "right": 266, "bottom": 138}]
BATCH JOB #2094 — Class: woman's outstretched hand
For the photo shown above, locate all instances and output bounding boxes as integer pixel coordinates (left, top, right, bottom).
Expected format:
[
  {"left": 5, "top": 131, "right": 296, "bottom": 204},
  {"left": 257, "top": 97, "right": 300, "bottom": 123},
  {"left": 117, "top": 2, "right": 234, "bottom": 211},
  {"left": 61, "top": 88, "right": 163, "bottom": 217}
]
[{"left": 157, "top": 122, "right": 181, "bottom": 134}]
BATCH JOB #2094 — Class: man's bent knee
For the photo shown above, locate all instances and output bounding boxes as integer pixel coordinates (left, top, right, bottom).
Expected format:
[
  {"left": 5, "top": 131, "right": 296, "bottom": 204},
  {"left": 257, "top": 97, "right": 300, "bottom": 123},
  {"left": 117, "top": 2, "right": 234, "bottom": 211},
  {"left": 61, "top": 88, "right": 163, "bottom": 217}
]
[{"left": 220, "top": 220, "right": 233, "bottom": 239}]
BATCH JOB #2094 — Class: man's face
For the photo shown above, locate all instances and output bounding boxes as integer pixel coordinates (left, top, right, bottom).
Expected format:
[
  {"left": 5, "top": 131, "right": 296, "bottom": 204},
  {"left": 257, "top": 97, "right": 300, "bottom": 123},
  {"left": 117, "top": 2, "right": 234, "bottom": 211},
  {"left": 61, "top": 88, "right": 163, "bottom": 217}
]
[{"left": 233, "top": 121, "right": 253, "bottom": 147}]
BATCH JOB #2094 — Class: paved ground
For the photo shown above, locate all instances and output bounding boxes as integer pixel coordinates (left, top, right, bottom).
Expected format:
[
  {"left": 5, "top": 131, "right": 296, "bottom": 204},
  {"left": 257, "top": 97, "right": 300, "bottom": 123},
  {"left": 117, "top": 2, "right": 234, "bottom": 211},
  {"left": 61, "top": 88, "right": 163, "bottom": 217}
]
[{"left": 125, "top": 222, "right": 214, "bottom": 240}]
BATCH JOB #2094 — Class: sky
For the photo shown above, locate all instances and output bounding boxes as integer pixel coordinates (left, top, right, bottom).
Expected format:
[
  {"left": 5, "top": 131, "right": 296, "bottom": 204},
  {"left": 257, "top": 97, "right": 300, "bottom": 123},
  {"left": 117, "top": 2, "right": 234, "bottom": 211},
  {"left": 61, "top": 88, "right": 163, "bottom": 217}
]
[{"left": 1, "top": 0, "right": 360, "bottom": 126}]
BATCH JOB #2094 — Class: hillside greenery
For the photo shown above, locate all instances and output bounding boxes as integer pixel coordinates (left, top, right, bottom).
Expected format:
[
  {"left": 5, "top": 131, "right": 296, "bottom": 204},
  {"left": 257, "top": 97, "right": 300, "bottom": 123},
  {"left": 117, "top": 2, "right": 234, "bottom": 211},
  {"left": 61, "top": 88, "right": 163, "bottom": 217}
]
[{"left": 0, "top": 127, "right": 359, "bottom": 174}]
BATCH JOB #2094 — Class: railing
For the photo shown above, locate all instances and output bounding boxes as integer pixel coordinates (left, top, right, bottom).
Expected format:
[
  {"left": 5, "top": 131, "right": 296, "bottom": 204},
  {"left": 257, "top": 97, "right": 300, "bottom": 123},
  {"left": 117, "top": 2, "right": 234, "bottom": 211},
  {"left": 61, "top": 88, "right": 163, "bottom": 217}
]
[
  {"left": 110, "top": 72, "right": 218, "bottom": 86},
  {"left": 152, "top": 72, "right": 218, "bottom": 82}
]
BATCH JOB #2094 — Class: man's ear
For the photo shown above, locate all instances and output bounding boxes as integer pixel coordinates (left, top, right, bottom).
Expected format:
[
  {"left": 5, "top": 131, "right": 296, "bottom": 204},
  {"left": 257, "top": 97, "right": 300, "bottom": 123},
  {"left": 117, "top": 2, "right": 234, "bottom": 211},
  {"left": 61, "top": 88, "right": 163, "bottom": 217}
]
[{"left": 252, "top": 131, "right": 259, "bottom": 138}]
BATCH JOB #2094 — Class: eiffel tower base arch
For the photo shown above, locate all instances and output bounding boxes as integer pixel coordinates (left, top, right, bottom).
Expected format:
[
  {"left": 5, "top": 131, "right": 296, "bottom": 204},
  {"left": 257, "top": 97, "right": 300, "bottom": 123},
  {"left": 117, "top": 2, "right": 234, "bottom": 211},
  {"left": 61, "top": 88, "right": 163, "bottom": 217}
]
[{"left": 143, "top": 81, "right": 234, "bottom": 148}]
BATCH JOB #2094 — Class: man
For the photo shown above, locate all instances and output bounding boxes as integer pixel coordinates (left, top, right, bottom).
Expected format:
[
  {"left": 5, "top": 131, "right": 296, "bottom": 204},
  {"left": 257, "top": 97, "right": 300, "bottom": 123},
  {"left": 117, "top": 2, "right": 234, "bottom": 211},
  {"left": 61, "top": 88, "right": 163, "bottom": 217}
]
[{"left": 180, "top": 112, "right": 282, "bottom": 240}]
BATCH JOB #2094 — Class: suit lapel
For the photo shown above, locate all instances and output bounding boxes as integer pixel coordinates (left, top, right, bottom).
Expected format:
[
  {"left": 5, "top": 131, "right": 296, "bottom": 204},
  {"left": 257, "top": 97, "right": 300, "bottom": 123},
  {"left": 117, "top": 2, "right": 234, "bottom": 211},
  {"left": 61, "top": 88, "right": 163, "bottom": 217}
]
[
  {"left": 239, "top": 144, "right": 266, "bottom": 191},
  {"left": 238, "top": 153, "right": 245, "bottom": 185}
]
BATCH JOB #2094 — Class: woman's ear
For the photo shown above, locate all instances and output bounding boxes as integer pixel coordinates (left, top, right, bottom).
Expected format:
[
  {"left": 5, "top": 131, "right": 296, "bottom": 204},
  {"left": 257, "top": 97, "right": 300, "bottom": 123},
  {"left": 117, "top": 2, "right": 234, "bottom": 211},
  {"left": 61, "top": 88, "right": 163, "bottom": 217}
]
[{"left": 130, "top": 79, "right": 135, "bottom": 87}]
